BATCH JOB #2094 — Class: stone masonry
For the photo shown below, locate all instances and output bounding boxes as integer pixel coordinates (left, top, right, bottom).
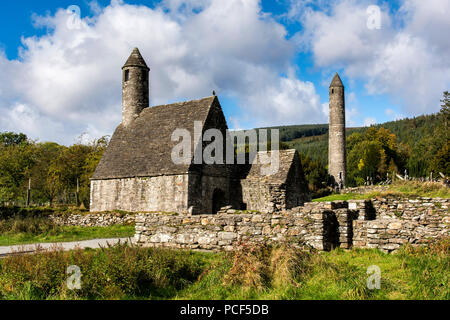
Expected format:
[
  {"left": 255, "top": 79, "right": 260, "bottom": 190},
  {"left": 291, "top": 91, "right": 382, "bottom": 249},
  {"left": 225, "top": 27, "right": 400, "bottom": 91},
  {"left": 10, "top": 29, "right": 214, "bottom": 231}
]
[
  {"left": 328, "top": 73, "right": 347, "bottom": 187},
  {"left": 90, "top": 175, "right": 189, "bottom": 213},
  {"left": 353, "top": 197, "right": 449, "bottom": 251},
  {"left": 91, "top": 48, "right": 310, "bottom": 215},
  {"left": 49, "top": 213, "right": 135, "bottom": 227},
  {"left": 122, "top": 48, "right": 149, "bottom": 127},
  {"left": 134, "top": 197, "right": 449, "bottom": 252}
]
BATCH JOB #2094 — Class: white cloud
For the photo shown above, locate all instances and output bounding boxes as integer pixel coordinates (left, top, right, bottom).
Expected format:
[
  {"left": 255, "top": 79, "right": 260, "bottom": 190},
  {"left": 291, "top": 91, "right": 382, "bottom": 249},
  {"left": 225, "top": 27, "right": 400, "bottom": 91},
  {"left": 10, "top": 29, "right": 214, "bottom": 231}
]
[
  {"left": 385, "top": 108, "right": 404, "bottom": 121},
  {"left": 243, "top": 70, "right": 324, "bottom": 126},
  {"left": 0, "top": 0, "right": 326, "bottom": 144},
  {"left": 0, "top": 103, "right": 66, "bottom": 142},
  {"left": 294, "top": 0, "right": 450, "bottom": 116},
  {"left": 363, "top": 117, "right": 376, "bottom": 127}
]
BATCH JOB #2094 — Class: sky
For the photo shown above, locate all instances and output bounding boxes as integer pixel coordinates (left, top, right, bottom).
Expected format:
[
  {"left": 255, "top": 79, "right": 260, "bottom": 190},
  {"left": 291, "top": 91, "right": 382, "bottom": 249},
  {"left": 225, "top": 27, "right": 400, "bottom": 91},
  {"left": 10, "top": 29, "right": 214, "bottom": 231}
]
[{"left": 0, "top": 0, "right": 449, "bottom": 145}]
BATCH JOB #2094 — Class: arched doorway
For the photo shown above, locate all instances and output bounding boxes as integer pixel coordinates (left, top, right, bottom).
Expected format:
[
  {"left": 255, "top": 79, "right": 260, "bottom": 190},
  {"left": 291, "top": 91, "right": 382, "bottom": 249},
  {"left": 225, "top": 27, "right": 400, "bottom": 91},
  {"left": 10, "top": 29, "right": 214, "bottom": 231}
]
[{"left": 212, "top": 188, "right": 226, "bottom": 214}]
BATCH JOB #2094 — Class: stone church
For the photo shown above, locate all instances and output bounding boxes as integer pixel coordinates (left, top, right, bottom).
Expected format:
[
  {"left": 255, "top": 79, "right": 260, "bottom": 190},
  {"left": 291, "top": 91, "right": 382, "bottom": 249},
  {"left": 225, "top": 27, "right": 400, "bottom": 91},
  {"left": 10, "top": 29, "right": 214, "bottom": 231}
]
[{"left": 90, "top": 48, "right": 311, "bottom": 214}]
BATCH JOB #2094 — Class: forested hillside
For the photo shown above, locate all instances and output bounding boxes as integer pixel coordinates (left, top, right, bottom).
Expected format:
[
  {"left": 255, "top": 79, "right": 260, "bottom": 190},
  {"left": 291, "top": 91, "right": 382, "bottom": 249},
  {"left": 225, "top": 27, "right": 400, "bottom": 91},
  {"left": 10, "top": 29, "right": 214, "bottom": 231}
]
[{"left": 270, "top": 114, "right": 440, "bottom": 168}]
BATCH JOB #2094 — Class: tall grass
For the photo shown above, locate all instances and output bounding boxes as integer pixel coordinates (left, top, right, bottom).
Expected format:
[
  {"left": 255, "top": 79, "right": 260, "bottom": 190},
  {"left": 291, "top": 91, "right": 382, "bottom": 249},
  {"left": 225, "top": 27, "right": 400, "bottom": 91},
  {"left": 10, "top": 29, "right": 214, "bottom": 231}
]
[
  {"left": 0, "top": 240, "right": 448, "bottom": 300},
  {"left": 0, "top": 243, "right": 207, "bottom": 300},
  {"left": 179, "top": 240, "right": 450, "bottom": 300}
]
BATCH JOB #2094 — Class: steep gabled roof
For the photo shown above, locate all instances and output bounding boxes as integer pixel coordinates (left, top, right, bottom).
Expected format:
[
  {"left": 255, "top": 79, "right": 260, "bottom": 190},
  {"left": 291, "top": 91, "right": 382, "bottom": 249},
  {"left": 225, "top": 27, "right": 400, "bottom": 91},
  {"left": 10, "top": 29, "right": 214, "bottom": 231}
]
[
  {"left": 122, "top": 48, "right": 149, "bottom": 70},
  {"left": 92, "top": 96, "right": 218, "bottom": 180},
  {"left": 330, "top": 73, "right": 344, "bottom": 87},
  {"left": 244, "top": 149, "right": 298, "bottom": 184}
]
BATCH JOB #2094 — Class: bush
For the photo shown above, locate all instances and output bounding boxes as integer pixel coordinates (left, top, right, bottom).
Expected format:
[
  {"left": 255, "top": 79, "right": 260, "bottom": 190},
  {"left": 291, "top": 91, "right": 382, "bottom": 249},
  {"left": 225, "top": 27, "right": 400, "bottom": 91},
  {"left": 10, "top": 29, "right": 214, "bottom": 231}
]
[{"left": 0, "top": 216, "right": 61, "bottom": 235}]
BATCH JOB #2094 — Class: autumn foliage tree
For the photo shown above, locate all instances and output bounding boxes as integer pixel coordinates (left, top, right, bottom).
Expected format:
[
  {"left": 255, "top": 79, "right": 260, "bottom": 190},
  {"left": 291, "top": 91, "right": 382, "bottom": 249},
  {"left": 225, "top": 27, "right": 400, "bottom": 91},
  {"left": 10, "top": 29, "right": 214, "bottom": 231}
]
[{"left": 346, "top": 127, "right": 404, "bottom": 186}]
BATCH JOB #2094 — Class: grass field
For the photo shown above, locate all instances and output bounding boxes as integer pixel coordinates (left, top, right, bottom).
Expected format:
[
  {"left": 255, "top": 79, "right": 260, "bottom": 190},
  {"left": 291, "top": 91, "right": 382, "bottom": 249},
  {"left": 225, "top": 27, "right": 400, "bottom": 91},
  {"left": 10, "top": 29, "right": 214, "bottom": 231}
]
[
  {"left": 0, "top": 240, "right": 448, "bottom": 300},
  {"left": 313, "top": 181, "right": 450, "bottom": 202},
  {"left": 0, "top": 216, "right": 134, "bottom": 246}
]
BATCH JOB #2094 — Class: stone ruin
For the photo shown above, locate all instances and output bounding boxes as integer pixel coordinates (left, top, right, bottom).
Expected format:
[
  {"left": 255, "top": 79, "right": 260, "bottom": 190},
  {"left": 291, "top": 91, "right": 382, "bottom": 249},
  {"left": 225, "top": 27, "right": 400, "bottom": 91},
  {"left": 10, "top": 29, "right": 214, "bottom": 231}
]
[{"left": 134, "top": 197, "right": 449, "bottom": 253}]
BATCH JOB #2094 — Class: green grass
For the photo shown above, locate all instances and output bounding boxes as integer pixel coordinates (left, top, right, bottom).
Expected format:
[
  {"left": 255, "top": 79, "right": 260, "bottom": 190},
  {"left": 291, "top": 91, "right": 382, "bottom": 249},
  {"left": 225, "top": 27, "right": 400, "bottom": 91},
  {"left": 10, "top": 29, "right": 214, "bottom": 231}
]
[
  {"left": 0, "top": 224, "right": 135, "bottom": 246},
  {"left": 177, "top": 242, "right": 449, "bottom": 300},
  {"left": 313, "top": 181, "right": 450, "bottom": 202},
  {"left": 1, "top": 241, "right": 447, "bottom": 300},
  {"left": 388, "top": 181, "right": 450, "bottom": 198},
  {"left": 312, "top": 193, "right": 370, "bottom": 202}
]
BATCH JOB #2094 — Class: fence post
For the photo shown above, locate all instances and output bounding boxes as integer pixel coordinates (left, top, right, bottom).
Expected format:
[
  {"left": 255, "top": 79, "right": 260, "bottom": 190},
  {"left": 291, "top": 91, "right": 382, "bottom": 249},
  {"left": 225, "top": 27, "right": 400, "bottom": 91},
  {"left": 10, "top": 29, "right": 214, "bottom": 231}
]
[
  {"left": 26, "top": 178, "right": 31, "bottom": 207},
  {"left": 76, "top": 178, "right": 80, "bottom": 207}
]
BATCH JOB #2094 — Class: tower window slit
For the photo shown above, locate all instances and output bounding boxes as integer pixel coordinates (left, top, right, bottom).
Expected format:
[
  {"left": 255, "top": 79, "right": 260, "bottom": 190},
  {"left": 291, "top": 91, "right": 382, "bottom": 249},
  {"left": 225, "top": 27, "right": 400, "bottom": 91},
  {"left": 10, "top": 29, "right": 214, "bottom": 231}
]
[{"left": 124, "top": 70, "right": 129, "bottom": 82}]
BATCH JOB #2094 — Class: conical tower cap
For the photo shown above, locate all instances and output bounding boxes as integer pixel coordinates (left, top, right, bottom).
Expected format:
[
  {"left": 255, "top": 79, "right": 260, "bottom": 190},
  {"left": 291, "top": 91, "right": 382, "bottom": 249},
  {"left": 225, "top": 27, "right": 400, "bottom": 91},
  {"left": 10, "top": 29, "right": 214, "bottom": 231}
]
[
  {"left": 330, "top": 73, "right": 344, "bottom": 87},
  {"left": 122, "top": 48, "right": 149, "bottom": 70}
]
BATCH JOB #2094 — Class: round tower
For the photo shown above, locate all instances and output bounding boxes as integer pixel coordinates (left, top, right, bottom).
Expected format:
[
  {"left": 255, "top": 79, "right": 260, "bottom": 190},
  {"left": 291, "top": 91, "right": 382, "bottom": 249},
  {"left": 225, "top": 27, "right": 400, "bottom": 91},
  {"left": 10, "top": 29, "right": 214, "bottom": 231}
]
[
  {"left": 122, "top": 48, "right": 150, "bottom": 127},
  {"left": 328, "top": 72, "right": 346, "bottom": 188}
]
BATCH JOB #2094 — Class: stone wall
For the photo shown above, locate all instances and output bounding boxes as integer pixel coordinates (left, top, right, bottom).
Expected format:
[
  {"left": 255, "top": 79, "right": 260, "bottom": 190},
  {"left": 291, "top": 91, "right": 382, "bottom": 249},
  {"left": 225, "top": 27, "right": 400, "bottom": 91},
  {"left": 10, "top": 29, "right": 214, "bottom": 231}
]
[
  {"left": 134, "top": 197, "right": 449, "bottom": 253},
  {"left": 49, "top": 213, "right": 135, "bottom": 227},
  {"left": 90, "top": 175, "right": 189, "bottom": 213},
  {"left": 341, "top": 186, "right": 388, "bottom": 195},
  {"left": 188, "top": 173, "right": 230, "bottom": 214},
  {"left": 240, "top": 180, "right": 285, "bottom": 213},
  {"left": 134, "top": 206, "right": 342, "bottom": 251},
  {"left": 353, "top": 197, "right": 449, "bottom": 251}
]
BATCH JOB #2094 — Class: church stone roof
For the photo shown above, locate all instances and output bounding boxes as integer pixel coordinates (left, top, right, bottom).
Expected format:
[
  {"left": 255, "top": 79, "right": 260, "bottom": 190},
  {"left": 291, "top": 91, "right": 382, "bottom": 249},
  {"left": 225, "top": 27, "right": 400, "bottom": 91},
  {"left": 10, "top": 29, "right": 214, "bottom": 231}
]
[
  {"left": 122, "top": 48, "right": 149, "bottom": 70},
  {"left": 330, "top": 73, "right": 344, "bottom": 87},
  {"left": 92, "top": 96, "right": 217, "bottom": 180},
  {"left": 244, "top": 149, "right": 298, "bottom": 184}
]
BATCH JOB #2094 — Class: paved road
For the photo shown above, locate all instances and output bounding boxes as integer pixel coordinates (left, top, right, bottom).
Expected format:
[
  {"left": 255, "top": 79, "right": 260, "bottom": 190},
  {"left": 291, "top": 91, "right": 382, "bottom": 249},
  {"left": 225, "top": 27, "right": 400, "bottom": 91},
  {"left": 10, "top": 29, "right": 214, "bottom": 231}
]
[{"left": 0, "top": 237, "right": 134, "bottom": 257}]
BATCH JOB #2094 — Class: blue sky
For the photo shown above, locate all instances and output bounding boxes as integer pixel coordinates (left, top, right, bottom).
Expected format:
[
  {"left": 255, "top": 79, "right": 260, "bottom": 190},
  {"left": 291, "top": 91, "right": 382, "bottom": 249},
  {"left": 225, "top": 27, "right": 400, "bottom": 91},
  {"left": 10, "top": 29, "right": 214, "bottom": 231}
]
[{"left": 0, "top": 0, "right": 448, "bottom": 144}]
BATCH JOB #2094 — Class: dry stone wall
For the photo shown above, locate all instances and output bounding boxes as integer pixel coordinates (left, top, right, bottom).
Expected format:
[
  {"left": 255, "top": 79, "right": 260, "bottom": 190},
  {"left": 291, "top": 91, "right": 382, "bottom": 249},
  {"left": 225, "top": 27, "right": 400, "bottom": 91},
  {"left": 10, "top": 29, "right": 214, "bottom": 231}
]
[
  {"left": 49, "top": 213, "right": 135, "bottom": 227},
  {"left": 353, "top": 197, "right": 449, "bottom": 251},
  {"left": 134, "top": 197, "right": 449, "bottom": 252},
  {"left": 240, "top": 180, "right": 285, "bottom": 213},
  {"left": 134, "top": 207, "right": 339, "bottom": 251}
]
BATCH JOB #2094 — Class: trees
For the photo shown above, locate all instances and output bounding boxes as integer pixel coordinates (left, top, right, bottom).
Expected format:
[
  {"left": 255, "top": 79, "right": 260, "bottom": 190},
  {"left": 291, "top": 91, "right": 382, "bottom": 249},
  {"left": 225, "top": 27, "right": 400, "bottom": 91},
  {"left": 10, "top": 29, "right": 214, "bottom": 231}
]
[
  {"left": 48, "top": 144, "right": 94, "bottom": 206},
  {"left": 30, "top": 142, "right": 64, "bottom": 206},
  {"left": 0, "top": 131, "right": 109, "bottom": 207},
  {"left": 0, "top": 132, "right": 28, "bottom": 146},
  {"left": 430, "top": 141, "right": 450, "bottom": 176},
  {"left": 299, "top": 153, "right": 331, "bottom": 194},
  {"left": 408, "top": 91, "right": 450, "bottom": 177},
  {"left": 428, "top": 92, "right": 450, "bottom": 176},
  {"left": 346, "top": 127, "right": 403, "bottom": 186},
  {"left": 79, "top": 136, "right": 109, "bottom": 207},
  {"left": 0, "top": 134, "right": 35, "bottom": 204}
]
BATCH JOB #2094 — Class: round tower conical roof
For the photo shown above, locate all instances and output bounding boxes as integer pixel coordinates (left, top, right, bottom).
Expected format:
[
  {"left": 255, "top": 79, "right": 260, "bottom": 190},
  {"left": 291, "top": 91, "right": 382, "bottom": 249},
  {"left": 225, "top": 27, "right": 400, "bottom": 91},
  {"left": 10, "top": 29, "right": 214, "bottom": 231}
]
[
  {"left": 330, "top": 73, "right": 344, "bottom": 87},
  {"left": 122, "top": 48, "right": 149, "bottom": 70}
]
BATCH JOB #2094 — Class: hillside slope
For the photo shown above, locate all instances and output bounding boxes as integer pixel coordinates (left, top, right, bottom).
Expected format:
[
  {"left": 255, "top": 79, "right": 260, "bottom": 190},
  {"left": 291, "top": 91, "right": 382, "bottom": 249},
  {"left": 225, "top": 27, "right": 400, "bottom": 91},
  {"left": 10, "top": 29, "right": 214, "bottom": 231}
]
[{"left": 263, "top": 113, "right": 441, "bottom": 168}]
